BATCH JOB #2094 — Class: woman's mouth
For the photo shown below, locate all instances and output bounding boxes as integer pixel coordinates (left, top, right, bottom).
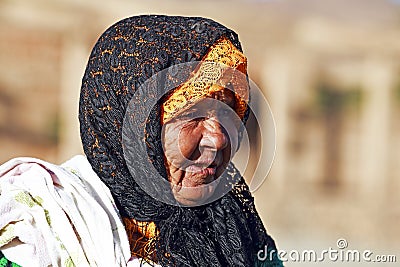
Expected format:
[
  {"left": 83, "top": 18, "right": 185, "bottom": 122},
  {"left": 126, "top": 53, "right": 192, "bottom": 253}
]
[{"left": 186, "top": 164, "right": 216, "bottom": 177}]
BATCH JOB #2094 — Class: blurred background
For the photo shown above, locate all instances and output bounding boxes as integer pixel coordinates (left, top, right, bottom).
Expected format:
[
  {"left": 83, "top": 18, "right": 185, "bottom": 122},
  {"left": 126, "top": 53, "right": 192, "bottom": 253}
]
[{"left": 0, "top": 0, "right": 399, "bottom": 265}]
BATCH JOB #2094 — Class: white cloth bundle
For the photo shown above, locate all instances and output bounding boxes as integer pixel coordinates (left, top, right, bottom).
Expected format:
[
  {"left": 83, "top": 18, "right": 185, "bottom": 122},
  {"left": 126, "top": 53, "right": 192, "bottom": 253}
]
[{"left": 0, "top": 155, "right": 132, "bottom": 267}]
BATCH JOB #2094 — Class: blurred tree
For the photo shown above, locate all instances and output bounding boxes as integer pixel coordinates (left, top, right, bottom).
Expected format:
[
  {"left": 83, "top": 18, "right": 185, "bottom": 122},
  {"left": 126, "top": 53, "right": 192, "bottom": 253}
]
[{"left": 315, "top": 81, "right": 363, "bottom": 189}]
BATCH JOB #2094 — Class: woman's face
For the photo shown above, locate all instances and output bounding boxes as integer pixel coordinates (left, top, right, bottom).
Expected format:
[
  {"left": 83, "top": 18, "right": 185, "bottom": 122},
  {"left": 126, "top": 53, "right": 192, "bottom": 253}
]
[{"left": 163, "top": 89, "right": 240, "bottom": 206}]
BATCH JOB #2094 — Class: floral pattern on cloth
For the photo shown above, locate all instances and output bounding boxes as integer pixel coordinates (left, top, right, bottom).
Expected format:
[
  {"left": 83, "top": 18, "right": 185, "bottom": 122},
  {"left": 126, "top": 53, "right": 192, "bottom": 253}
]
[
  {"left": 0, "top": 155, "right": 132, "bottom": 267},
  {"left": 0, "top": 251, "right": 21, "bottom": 267}
]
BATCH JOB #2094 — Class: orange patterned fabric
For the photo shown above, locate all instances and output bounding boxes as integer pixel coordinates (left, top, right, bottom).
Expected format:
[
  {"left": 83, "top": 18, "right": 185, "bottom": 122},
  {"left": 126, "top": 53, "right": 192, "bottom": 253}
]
[
  {"left": 162, "top": 37, "right": 249, "bottom": 124},
  {"left": 122, "top": 217, "right": 158, "bottom": 261}
]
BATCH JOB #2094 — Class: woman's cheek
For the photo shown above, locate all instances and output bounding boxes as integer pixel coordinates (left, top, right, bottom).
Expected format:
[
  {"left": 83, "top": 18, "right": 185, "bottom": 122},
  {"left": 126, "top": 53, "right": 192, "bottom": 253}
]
[{"left": 163, "top": 121, "right": 202, "bottom": 166}]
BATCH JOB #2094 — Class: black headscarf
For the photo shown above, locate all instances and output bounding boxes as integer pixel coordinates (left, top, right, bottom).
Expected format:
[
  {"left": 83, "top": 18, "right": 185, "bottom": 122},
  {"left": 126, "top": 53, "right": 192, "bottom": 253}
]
[{"left": 79, "top": 15, "right": 282, "bottom": 266}]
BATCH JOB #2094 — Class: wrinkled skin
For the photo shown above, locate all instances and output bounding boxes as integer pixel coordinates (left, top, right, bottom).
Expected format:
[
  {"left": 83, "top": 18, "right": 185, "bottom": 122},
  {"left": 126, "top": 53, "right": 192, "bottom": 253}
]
[{"left": 162, "top": 89, "right": 240, "bottom": 206}]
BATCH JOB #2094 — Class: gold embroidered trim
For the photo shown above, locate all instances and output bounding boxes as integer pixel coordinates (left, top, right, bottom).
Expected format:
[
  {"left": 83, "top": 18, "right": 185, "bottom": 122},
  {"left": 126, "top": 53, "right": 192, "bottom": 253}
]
[
  {"left": 162, "top": 37, "right": 249, "bottom": 124},
  {"left": 122, "top": 217, "right": 158, "bottom": 261}
]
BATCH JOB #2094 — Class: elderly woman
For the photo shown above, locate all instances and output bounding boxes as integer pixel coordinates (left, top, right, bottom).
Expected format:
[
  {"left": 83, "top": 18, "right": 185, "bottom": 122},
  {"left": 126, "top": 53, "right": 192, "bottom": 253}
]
[{"left": 0, "top": 15, "right": 282, "bottom": 266}]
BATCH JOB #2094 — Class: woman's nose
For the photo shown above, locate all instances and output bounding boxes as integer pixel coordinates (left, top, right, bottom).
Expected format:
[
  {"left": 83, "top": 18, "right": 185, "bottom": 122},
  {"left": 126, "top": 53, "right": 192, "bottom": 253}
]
[{"left": 199, "top": 118, "right": 228, "bottom": 151}]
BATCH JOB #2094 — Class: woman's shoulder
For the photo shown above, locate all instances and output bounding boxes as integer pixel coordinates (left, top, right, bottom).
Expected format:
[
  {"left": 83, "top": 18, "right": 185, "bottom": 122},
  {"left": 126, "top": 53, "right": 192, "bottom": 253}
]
[{"left": 0, "top": 155, "right": 131, "bottom": 266}]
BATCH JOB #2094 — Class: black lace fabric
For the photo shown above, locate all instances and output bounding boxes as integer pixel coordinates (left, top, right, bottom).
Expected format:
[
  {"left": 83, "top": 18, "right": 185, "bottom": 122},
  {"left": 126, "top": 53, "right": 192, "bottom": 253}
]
[{"left": 79, "top": 15, "right": 282, "bottom": 266}]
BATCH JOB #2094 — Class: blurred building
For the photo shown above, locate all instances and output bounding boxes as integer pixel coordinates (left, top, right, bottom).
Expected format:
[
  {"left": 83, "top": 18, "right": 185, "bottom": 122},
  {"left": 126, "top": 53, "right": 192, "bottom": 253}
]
[{"left": 1, "top": 0, "right": 399, "bottom": 265}]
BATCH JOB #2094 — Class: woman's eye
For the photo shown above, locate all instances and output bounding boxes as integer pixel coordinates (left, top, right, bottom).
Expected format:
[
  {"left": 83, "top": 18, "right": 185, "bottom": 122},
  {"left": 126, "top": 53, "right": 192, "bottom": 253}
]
[
  {"left": 193, "top": 117, "right": 206, "bottom": 122},
  {"left": 181, "top": 119, "right": 202, "bottom": 130}
]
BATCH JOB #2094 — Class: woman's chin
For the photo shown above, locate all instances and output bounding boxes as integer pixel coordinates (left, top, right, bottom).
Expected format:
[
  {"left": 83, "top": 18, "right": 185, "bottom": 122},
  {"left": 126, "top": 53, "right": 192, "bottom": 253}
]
[{"left": 171, "top": 181, "right": 219, "bottom": 206}]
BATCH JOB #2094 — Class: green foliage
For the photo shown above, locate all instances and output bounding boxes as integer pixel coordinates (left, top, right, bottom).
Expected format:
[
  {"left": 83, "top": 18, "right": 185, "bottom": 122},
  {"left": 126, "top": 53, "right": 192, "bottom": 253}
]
[
  {"left": 48, "top": 112, "right": 61, "bottom": 144},
  {"left": 315, "top": 82, "right": 363, "bottom": 114}
]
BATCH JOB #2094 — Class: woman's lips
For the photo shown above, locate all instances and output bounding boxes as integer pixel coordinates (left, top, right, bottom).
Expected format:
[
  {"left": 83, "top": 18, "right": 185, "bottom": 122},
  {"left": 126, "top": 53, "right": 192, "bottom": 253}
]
[
  {"left": 186, "top": 164, "right": 216, "bottom": 177},
  {"left": 172, "top": 163, "right": 221, "bottom": 197}
]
